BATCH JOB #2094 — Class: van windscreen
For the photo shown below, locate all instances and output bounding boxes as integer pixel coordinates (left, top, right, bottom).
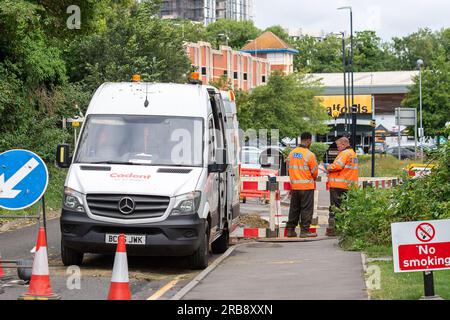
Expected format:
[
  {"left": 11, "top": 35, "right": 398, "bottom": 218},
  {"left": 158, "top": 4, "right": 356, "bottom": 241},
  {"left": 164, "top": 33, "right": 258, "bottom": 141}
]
[{"left": 75, "top": 115, "right": 204, "bottom": 167}]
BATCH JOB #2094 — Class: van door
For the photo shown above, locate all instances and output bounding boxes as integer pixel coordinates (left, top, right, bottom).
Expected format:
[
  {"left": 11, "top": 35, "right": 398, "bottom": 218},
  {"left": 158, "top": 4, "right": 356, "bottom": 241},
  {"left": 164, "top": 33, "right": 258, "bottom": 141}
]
[
  {"left": 207, "top": 115, "right": 219, "bottom": 229},
  {"left": 208, "top": 92, "right": 227, "bottom": 232},
  {"left": 213, "top": 94, "right": 227, "bottom": 230}
]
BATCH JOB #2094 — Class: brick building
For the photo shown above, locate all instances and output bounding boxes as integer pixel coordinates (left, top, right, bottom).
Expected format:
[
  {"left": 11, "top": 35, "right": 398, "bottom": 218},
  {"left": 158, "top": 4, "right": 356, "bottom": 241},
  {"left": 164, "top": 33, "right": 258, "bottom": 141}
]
[
  {"left": 186, "top": 41, "right": 270, "bottom": 91},
  {"left": 185, "top": 32, "right": 298, "bottom": 91},
  {"left": 241, "top": 31, "right": 299, "bottom": 75}
]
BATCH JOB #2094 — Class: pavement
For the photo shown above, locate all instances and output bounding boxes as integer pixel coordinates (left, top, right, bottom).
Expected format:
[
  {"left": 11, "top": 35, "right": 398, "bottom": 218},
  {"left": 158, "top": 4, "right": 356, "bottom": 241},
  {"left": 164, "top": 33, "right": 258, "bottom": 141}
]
[
  {"left": 182, "top": 239, "right": 367, "bottom": 300},
  {"left": 180, "top": 180, "right": 368, "bottom": 300}
]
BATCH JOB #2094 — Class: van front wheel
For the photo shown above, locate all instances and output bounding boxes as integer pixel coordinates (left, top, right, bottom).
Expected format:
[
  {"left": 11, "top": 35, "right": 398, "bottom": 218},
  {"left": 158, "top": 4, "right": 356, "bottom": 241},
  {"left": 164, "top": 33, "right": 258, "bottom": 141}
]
[
  {"left": 189, "top": 221, "right": 209, "bottom": 270},
  {"left": 61, "top": 241, "right": 84, "bottom": 266}
]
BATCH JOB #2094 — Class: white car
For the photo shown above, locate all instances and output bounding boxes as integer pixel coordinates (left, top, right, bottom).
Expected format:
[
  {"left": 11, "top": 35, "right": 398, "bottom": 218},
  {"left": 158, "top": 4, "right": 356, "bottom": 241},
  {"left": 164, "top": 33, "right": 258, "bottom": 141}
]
[{"left": 240, "top": 147, "right": 262, "bottom": 170}]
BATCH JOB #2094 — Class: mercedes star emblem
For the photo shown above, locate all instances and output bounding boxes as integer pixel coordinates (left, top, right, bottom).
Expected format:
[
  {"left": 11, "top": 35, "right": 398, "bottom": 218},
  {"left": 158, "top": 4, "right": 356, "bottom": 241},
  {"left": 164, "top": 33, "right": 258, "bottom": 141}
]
[{"left": 118, "top": 197, "right": 135, "bottom": 215}]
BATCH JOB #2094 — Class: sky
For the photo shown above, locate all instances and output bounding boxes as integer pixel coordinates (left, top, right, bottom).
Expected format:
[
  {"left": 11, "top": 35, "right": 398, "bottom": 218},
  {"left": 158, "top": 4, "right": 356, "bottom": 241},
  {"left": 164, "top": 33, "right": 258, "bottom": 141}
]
[{"left": 254, "top": 0, "right": 450, "bottom": 41}]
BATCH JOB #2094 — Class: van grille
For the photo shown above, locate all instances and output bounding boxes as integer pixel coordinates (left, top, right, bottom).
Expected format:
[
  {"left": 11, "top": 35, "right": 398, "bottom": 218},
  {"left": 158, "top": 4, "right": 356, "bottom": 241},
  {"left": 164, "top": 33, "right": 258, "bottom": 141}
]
[{"left": 86, "top": 194, "right": 170, "bottom": 219}]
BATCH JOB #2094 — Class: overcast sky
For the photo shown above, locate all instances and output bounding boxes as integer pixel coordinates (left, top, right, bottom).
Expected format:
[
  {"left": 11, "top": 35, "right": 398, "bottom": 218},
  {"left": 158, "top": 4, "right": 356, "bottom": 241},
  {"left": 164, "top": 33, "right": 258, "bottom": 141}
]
[{"left": 254, "top": 0, "right": 449, "bottom": 41}]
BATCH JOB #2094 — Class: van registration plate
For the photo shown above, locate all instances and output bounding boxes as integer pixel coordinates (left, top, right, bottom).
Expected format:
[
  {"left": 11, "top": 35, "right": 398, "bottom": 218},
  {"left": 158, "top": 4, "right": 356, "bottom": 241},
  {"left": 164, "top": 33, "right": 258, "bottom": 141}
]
[{"left": 105, "top": 234, "right": 146, "bottom": 245}]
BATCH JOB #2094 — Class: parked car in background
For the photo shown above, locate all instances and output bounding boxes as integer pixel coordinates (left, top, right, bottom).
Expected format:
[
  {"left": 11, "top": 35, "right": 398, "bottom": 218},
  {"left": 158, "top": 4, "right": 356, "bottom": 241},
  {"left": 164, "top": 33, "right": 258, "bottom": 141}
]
[
  {"left": 356, "top": 146, "right": 365, "bottom": 155},
  {"left": 241, "top": 147, "right": 262, "bottom": 169},
  {"left": 369, "top": 142, "right": 387, "bottom": 154},
  {"left": 385, "top": 146, "right": 416, "bottom": 159}
]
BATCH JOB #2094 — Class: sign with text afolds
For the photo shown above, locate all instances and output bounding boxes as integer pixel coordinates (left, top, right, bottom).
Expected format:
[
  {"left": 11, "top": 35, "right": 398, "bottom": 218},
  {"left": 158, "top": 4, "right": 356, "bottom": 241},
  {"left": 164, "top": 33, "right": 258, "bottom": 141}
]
[
  {"left": 0, "top": 149, "right": 48, "bottom": 210},
  {"left": 391, "top": 219, "right": 450, "bottom": 273}
]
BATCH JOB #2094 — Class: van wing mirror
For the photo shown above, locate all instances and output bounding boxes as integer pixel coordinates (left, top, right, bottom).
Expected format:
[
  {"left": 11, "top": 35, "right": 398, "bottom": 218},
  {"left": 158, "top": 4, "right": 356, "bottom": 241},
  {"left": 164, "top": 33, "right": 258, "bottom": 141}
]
[
  {"left": 208, "top": 148, "right": 228, "bottom": 173},
  {"left": 208, "top": 163, "right": 228, "bottom": 173},
  {"left": 56, "top": 144, "right": 71, "bottom": 168}
]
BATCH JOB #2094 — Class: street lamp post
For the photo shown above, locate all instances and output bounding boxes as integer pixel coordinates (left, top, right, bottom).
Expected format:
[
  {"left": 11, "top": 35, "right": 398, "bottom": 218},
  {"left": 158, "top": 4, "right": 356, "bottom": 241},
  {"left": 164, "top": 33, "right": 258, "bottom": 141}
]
[
  {"left": 340, "top": 31, "right": 348, "bottom": 134},
  {"left": 218, "top": 33, "right": 229, "bottom": 47},
  {"left": 417, "top": 59, "right": 424, "bottom": 161},
  {"left": 338, "top": 6, "right": 355, "bottom": 147}
]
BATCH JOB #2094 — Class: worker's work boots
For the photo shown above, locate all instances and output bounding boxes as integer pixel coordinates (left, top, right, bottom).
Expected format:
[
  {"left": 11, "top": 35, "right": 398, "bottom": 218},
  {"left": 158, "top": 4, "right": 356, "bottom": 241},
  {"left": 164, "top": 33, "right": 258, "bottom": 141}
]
[
  {"left": 325, "top": 228, "right": 336, "bottom": 237},
  {"left": 287, "top": 229, "right": 297, "bottom": 238},
  {"left": 299, "top": 230, "right": 317, "bottom": 238}
]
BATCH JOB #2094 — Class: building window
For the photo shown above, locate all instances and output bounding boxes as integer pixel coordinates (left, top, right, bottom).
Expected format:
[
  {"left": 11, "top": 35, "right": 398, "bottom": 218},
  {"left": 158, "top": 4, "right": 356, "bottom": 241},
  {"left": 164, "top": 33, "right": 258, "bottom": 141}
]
[
  {"left": 201, "top": 67, "right": 207, "bottom": 75},
  {"left": 223, "top": 70, "right": 228, "bottom": 76},
  {"left": 262, "top": 75, "right": 266, "bottom": 83},
  {"left": 233, "top": 71, "right": 238, "bottom": 79},
  {"left": 243, "top": 73, "right": 248, "bottom": 81}
]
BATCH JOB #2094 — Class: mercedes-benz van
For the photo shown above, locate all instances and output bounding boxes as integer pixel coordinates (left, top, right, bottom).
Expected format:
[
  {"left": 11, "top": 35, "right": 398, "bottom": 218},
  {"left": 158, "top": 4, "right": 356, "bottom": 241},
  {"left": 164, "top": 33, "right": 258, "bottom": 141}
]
[{"left": 56, "top": 81, "right": 237, "bottom": 269}]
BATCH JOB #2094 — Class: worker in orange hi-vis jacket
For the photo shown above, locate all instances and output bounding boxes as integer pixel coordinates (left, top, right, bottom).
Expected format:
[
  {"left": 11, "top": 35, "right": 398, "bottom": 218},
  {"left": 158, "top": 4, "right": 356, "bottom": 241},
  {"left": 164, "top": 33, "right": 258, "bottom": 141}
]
[
  {"left": 286, "top": 132, "right": 319, "bottom": 238},
  {"left": 323, "top": 137, "right": 359, "bottom": 237}
]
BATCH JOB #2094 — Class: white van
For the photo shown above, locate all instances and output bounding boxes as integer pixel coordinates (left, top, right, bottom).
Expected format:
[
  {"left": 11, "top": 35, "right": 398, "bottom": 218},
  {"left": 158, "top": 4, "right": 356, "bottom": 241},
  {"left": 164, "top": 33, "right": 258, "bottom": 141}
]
[{"left": 56, "top": 81, "right": 237, "bottom": 269}]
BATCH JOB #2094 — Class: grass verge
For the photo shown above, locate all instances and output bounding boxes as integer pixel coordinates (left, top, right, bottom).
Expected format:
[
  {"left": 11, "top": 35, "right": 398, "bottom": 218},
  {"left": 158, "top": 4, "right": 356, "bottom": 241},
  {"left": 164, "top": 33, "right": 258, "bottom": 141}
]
[
  {"left": 367, "top": 261, "right": 450, "bottom": 300},
  {"left": 364, "top": 245, "right": 393, "bottom": 258},
  {"left": 358, "top": 154, "right": 416, "bottom": 177}
]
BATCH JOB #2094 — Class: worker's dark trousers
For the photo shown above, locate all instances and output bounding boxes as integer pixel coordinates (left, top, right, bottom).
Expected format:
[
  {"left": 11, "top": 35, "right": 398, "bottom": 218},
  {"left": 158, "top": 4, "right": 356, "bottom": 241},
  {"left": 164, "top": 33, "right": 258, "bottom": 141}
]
[
  {"left": 287, "top": 190, "right": 314, "bottom": 231},
  {"left": 329, "top": 188, "right": 348, "bottom": 228}
]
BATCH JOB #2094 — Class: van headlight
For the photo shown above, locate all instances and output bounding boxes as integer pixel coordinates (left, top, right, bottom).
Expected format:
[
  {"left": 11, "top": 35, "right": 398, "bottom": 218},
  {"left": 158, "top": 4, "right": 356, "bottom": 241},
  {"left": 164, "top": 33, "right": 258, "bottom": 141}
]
[
  {"left": 63, "top": 187, "right": 86, "bottom": 213},
  {"left": 171, "top": 191, "right": 201, "bottom": 216}
]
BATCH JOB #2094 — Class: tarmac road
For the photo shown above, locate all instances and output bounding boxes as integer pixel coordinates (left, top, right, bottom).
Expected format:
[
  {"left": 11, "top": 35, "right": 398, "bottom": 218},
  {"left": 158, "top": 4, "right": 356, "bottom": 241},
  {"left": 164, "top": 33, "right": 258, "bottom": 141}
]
[{"left": 0, "top": 217, "right": 221, "bottom": 300}]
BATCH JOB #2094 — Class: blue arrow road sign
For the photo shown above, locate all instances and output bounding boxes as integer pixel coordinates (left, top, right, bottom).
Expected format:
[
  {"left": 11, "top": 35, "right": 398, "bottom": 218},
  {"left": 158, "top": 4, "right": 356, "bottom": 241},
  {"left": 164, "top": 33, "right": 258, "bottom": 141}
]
[{"left": 0, "top": 149, "right": 48, "bottom": 210}]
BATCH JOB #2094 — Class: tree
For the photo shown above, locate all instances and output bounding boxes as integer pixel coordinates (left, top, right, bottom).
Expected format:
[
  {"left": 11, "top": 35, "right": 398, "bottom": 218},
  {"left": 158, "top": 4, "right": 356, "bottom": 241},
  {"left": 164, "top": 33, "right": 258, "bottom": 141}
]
[
  {"left": 402, "top": 57, "right": 450, "bottom": 137},
  {"left": 292, "top": 35, "right": 343, "bottom": 73},
  {"left": 390, "top": 28, "right": 445, "bottom": 70},
  {"left": 66, "top": 1, "right": 191, "bottom": 94},
  {"left": 206, "top": 19, "right": 261, "bottom": 49},
  {"left": 353, "top": 31, "right": 395, "bottom": 72},
  {"left": 237, "top": 71, "right": 329, "bottom": 139},
  {"left": 167, "top": 19, "right": 209, "bottom": 43},
  {"left": 209, "top": 74, "right": 233, "bottom": 91}
]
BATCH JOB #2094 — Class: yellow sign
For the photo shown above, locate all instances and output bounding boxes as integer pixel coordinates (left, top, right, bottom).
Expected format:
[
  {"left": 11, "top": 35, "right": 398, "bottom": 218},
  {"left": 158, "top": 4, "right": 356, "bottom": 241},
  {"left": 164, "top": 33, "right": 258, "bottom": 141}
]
[{"left": 317, "top": 95, "right": 372, "bottom": 117}]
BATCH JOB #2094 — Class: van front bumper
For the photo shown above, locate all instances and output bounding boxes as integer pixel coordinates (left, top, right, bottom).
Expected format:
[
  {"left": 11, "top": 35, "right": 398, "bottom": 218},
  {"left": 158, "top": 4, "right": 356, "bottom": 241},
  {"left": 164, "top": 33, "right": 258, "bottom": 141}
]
[{"left": 60, "top": 209, "right": 205, "bottom": 256}]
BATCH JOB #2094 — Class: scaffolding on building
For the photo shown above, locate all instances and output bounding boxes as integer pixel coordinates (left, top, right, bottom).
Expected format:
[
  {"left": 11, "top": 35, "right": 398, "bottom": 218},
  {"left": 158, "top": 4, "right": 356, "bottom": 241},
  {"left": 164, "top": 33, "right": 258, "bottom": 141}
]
[{"left": 161, "top": 0, "right": 253, "bottom": 24}]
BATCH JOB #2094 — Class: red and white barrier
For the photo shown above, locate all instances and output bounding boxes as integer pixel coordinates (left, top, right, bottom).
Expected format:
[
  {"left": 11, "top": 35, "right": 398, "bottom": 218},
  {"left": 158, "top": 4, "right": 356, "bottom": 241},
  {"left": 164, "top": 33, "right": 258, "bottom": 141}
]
[{"left": 233, "top": 175, "right": 400, "bottom": 239}]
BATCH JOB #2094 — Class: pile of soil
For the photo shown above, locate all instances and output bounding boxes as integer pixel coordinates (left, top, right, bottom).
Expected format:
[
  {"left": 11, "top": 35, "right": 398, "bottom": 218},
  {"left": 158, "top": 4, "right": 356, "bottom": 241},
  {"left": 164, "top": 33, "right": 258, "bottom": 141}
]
[{"left": 237, "top": 214, "right": 269, "bottom": 228}]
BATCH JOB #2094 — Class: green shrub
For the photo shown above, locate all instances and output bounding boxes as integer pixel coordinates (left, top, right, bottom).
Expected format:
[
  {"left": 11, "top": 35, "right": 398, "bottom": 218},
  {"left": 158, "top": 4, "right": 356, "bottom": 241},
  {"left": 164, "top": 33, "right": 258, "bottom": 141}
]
[
  {"left": 310, "top": 142, "right": 328, "bottom": 162},
  {"left": 337, "top": 142, "right": 450, "bottom": 251},
  {"left": 336, "top": 187, "right": 395, "bottom": 250}
]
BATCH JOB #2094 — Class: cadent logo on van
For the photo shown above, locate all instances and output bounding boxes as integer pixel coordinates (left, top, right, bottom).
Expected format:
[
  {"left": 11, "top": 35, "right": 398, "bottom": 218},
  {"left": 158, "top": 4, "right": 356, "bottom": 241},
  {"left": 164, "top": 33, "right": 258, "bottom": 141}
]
[{"left": 110, "top": 173, "right": 151, "bottom": 180}]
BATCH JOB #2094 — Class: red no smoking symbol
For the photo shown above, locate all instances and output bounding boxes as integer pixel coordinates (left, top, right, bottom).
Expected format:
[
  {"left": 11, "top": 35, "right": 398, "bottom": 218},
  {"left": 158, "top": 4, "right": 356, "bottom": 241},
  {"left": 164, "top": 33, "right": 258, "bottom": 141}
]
[{"left": 415, "top": 223, "right": 436, "bottom": 242}]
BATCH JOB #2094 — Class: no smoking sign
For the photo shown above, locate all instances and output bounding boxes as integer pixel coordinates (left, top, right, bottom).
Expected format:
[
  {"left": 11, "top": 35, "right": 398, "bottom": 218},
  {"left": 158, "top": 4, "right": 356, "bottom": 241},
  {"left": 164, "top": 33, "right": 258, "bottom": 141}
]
[
  {"left": 391, "top": 219, "right": 450, "bottom": 273},
  {"left": 415, "top": 223, "right": 435, "bottom": 242}
]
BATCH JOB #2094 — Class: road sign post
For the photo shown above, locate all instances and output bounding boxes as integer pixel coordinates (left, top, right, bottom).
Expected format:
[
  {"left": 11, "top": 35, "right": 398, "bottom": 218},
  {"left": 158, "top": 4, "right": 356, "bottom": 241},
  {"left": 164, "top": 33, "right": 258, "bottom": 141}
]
[
  {"left": 391, "top": 219, "right": 450, "bottom": 299},
  {"left": 423, "top": 271, "right": 435, "bottom": 297},
  {"left": 395, "top": 108, "right": 418, "bottom": 161}
]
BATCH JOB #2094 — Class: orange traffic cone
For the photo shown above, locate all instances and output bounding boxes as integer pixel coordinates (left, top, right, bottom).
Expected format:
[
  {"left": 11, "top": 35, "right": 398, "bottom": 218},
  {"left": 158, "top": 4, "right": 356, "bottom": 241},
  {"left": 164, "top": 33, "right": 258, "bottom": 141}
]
[
  {"left": 107, "top": 234, "right": 131, "bottom": 300},
  {"left": 19, "top": 227, "right": 60, "bottom": 300},
  {"left": 0, "top": 252, "right": 6, "bottom": 281}
]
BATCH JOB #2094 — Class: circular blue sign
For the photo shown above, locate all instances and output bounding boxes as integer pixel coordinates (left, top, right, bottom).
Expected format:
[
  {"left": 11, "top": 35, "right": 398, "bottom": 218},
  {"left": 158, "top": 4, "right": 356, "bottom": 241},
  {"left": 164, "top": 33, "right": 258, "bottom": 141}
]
[{"left": 0, "top": 149, "right": 48, "bottom": 210}]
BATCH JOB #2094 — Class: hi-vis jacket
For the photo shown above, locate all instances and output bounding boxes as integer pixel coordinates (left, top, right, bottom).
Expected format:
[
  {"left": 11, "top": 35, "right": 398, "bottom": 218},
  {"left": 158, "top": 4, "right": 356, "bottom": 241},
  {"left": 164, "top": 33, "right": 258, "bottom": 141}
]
[
  {"left": 288, "top": 147, "right": 318, "bottom": 190},
  {"left": 327, "top": 147, "right": 359, "bottom": 189}
]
